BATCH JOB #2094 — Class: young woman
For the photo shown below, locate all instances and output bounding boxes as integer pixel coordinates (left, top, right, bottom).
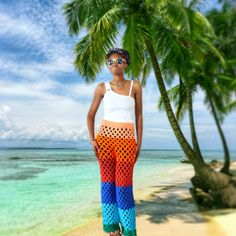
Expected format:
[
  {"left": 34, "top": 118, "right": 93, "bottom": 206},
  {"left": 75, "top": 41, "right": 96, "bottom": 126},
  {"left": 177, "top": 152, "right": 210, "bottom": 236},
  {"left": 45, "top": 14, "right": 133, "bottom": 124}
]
[{"left": 87, "top": 48, "right": 143, "bottom": 236}]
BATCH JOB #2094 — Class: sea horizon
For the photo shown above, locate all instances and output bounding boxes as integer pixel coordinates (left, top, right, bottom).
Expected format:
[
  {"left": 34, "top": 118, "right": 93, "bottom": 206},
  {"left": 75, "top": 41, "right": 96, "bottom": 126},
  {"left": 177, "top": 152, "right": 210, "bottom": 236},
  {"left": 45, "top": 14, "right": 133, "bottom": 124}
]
[{"left": 1, "top": 147, "right": 236, "bottom": 151}]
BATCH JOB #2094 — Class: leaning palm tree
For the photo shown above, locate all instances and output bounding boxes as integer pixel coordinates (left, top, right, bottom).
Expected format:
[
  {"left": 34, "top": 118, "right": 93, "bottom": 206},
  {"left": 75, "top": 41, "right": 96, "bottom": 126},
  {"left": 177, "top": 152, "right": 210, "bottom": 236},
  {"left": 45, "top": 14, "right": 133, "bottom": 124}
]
[
  {"left": 63, "top": 0, "right": 236, "bottom": 207},
  {"left": 193, "top": 58, "right": 234, "bottom": 175},
  {"left": 157, "top": 33, "right": 235, "bottom": 175},
  {"left": 158, "top": 64, "right": 235, "bottom": 175},
  {"left": 157, "top": 75, "right": 204, "bottom": 162},
  {"left": 206, "top": 2, "right": 236, "bottom": 173}
]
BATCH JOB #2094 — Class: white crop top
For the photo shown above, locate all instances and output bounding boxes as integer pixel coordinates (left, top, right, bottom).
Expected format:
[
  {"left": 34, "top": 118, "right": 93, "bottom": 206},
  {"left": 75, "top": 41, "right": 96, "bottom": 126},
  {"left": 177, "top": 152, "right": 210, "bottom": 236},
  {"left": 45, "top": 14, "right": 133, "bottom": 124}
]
[{"left": 103, "top": 80, "right": 135, "bottom": 123}]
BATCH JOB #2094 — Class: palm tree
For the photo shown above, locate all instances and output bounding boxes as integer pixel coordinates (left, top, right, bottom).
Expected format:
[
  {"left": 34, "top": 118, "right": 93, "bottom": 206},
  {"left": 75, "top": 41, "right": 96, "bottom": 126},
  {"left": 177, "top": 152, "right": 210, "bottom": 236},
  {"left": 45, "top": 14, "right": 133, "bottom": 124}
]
[
  {"left": 158, "top": 76, "right": 204, "bottom": 161},
  {"left": 158, "top": 60, "right": 235, "bottom": 175},
  {"left": 206, "top": 1, "right": 236, "bottom": 173},
  {"left": 194, "top": 56, "right": 234, "bottom": 175},
  {"left": 63, "top": 0, "right": 236, "bottom": 207}
]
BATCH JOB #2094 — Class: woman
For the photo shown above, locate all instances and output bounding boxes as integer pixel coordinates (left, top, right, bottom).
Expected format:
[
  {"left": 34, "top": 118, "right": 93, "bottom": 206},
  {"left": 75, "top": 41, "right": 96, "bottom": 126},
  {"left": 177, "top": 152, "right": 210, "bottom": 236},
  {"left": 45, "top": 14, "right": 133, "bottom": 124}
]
[{"left": 87, "top": 48, "right": 143, "bottom": 236}]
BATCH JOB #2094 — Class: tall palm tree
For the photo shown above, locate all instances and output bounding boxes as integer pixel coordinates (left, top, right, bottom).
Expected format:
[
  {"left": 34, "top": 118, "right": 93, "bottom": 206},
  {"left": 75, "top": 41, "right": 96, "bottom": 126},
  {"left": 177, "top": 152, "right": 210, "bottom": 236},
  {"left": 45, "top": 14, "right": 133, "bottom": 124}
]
[
  {"left": 206, "top": 1, "right": 236, "bottom": 173},
  {"left": 63, "top": 0, "right": 236, "bottom": 207},
  {"left": 194, "top": 57, "right": 234, "bottom": 175},
  {"left": 159, "top": 62, "right": 235, "bottom": 175},
  {"left": 158, "top": 74, "right": 204, "bottom": 162}
]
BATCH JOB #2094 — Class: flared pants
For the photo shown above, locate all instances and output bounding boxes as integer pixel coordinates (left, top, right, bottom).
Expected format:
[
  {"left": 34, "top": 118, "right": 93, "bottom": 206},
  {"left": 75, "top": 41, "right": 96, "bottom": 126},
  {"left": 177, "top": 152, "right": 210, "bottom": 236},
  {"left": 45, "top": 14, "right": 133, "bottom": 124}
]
[{"left": 95, "top": 119, "right": 137, "bottom": 236}]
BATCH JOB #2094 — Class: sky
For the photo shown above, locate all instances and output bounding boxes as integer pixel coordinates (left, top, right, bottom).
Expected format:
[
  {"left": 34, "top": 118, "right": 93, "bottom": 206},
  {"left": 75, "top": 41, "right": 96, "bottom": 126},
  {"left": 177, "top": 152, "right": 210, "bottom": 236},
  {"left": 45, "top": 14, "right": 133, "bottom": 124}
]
[{"left": 0, "top": 0, "right": 235, "bottom": 150}]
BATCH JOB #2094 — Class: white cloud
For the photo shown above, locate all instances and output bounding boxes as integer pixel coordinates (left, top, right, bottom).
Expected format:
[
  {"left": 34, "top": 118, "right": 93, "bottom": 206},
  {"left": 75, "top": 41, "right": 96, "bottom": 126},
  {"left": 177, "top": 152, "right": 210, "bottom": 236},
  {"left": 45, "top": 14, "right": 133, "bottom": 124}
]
[
  {"left": 0, "top": 104, "right": 12, "bottom": 130},
  {"left": 0, "top": 10, "right": 45, "bottom": 40},
  {"left": 0, "top": 100, "right": 89, "bottom": 142},
  {"left": 0, "top": 2, "right": 76, "bottom": 81},
  {"left": 0, "top": 80, "right": 60, "bottom": 99},
  {"left": 0, "top": 78, "right": 104, "bottom": 144}
]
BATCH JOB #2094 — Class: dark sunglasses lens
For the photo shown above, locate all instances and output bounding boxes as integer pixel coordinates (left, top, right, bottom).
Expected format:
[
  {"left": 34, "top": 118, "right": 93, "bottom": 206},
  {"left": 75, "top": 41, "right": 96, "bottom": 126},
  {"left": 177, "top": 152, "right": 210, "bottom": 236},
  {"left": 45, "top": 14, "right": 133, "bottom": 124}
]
[{"left": 117, "top": 58, "right": 123, "bottom": 64}]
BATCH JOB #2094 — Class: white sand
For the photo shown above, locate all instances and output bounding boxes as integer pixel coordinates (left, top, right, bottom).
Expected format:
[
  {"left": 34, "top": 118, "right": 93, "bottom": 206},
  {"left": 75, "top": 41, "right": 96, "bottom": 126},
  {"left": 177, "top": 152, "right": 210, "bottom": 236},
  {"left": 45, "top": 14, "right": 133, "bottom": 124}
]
[{"left": 62, "top": 165, "right": 236, "bottom": 236}]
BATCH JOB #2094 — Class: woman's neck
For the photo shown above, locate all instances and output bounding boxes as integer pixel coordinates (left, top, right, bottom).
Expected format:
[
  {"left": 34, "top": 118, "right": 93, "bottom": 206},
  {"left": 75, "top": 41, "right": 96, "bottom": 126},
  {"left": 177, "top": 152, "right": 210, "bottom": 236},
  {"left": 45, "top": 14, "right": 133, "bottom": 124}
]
[{"left": 112, "top": 75, "right": 125, "bottom": 83}]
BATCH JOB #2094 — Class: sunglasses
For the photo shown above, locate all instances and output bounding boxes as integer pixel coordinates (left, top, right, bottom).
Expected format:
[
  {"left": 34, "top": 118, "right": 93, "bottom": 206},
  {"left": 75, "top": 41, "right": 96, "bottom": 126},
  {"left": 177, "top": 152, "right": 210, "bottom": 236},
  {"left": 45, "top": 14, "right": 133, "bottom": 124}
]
[{"left": 106, "top": 58, "right": 127, "bottom": 66}]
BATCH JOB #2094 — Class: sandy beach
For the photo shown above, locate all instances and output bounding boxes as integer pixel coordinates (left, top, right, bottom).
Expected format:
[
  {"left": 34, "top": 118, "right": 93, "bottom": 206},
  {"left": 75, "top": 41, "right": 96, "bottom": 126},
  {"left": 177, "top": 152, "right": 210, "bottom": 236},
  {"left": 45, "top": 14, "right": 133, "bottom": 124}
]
[{"left": 63, "top": 164, "right": 236, "bottom": 236}]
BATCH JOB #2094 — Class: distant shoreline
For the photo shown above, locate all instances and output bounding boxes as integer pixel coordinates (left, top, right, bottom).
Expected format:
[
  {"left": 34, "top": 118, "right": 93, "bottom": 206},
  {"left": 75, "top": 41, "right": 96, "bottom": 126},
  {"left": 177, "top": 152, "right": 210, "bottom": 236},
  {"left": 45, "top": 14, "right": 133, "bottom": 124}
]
[{"left": 1, "top": 147, "right": 236, "bottom": 151}]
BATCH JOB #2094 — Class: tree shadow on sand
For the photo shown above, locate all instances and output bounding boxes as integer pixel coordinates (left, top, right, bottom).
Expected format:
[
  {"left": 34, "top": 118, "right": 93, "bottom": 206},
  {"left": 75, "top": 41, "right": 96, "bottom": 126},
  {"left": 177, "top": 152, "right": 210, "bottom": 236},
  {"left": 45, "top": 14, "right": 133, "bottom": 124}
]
[{"left": 135, "top": 181, "right": 236, "bottom": 225}]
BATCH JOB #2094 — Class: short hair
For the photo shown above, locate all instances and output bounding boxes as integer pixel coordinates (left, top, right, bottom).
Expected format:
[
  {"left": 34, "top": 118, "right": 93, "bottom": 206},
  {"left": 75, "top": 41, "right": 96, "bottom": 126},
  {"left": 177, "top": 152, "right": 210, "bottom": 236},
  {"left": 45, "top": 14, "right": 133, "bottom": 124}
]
[{"left": 105, "top": 48, "right": 130, "bottom": 65}]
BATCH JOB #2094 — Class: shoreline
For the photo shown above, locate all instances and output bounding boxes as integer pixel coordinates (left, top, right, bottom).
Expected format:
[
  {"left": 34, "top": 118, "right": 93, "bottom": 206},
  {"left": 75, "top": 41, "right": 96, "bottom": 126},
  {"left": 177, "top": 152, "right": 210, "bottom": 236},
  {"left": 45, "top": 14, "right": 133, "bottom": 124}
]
[{"left": 62, "top": 164, "right": 236, "bottom": 236}]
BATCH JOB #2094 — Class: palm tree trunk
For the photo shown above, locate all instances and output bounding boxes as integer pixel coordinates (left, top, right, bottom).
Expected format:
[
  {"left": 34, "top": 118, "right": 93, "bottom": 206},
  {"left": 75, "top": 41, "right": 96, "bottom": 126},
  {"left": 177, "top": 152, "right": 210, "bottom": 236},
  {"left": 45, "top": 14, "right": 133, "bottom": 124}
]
[
  {"left": 185, "top": 78, "right": 204, "bottom": 161},
  {"left": 145, "top": 40, "right": 231, "bottom": 190},
  {"left": 208, "top": 96, "right": 231, "bottom": 174},
  {"left": 145, "top": 40, "right": 202, "bottom": 166}
]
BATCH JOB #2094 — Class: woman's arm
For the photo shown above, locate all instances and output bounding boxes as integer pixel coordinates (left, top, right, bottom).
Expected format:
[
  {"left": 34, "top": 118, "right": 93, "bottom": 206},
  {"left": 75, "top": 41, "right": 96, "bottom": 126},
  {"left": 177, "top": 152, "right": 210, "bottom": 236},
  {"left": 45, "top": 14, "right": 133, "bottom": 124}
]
[
  {"left": 87, "top": 82, "right": 104, "bottom": 142},
  {"left": 134, "top": 80, "right": 143, "bottom": 147}
]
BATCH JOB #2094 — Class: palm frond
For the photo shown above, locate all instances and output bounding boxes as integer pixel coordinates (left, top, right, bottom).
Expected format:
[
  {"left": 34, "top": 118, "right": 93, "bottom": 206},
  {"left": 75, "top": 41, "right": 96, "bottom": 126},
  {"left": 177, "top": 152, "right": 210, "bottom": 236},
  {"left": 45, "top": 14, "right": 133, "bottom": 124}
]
[
  {"left": 140, "top": 53, "right": 152, "bottom": 87},
  {"left": 73, "top": 6, "right": 123, "bottom": 81},
  {"left": 63, "top": 0, "right": 118, "bottom": 36},
  {"left": 122, "top": 12, "right": 152, "bottom": 79},
  {"left": 157, "top": 83, "right": 188, "bottom": 123},
  {"left": 63, "top": 0, "right": 89, "bottom": 36},
  {"left": 224, "top": 100, "right": 236, "bottom": 113}
]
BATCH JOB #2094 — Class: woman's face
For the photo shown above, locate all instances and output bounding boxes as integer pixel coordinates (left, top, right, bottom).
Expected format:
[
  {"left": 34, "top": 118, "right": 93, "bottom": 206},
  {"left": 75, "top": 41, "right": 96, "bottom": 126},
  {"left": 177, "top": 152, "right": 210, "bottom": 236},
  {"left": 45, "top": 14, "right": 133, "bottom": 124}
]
[{"left": 106, "top": 53, "right": 128, "bottom": 75}]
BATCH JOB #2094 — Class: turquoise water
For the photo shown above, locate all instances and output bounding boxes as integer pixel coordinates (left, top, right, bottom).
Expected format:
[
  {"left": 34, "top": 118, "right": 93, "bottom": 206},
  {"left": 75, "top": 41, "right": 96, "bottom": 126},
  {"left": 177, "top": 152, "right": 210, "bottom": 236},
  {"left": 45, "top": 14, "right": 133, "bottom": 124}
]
[{"left": 0, "top": 149, "right": 235, "bottom": 236}]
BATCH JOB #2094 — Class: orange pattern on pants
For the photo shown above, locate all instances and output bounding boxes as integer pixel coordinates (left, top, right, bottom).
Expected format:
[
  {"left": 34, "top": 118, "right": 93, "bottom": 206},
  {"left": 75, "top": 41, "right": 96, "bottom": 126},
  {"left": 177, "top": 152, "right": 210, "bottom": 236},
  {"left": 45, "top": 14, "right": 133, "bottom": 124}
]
[{"left": 95, "top": 119, "right": 137, "bottom": 236}]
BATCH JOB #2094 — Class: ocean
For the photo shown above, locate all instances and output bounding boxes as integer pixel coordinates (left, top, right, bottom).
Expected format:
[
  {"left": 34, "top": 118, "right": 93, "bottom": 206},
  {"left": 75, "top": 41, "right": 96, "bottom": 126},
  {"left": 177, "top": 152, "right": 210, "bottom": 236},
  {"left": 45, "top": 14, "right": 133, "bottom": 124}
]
[{"left": 0, "top": 148, "right": 235, "bottom": 236}]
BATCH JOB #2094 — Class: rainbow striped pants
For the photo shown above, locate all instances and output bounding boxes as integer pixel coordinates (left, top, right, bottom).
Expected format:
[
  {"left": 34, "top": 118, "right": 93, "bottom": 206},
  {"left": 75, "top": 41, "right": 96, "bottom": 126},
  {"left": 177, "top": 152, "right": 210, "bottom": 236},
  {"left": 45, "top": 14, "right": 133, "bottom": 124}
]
[{"left": 95, "top": 119, "right": 137, "bottom": 236}]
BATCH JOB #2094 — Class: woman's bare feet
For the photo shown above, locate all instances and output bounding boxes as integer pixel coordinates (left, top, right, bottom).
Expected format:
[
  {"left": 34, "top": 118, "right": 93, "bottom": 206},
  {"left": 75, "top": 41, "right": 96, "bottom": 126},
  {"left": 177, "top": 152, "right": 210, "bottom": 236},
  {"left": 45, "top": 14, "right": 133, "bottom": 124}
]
[{"left": 109, "top": 229, "right": 121, "bottom": 236}]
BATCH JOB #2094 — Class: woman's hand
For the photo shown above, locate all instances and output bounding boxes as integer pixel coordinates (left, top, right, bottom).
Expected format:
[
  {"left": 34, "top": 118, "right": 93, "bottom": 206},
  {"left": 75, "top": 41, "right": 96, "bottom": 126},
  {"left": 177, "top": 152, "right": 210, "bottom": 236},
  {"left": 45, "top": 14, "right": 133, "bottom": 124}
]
[
  {"left": 134, "top": 143, "right": 141, "bottom": 163},
  {"left": 90, "top": 139, "right": 100, "bottom": 159}
]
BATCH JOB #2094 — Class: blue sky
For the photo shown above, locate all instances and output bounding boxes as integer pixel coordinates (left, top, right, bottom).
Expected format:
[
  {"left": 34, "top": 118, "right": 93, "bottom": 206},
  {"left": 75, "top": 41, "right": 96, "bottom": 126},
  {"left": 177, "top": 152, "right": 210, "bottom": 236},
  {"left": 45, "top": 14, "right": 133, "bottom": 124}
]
[{"left": 0, "top": 0, "right": 235, "bottom": 150}]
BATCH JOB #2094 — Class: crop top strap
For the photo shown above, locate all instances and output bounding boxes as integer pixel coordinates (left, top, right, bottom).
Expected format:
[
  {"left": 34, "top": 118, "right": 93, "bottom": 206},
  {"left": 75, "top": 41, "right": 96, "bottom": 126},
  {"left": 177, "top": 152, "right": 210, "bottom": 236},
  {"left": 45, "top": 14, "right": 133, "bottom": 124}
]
[
  {"left": 128, "top": 80, "right": 133, "bottom": 97},
  {"left": 105, "top": 82, "right": 111, "bottom": 90}
]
